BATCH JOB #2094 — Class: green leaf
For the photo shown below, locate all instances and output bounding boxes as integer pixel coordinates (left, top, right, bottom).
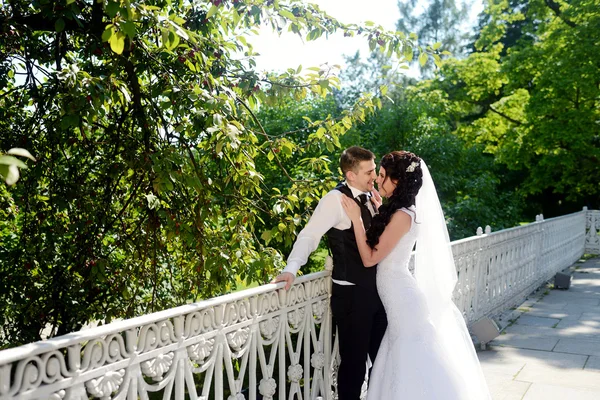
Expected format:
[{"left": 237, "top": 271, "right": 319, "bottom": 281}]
[
  {"left": 101, "top": 26, "right": 113, "bottom": 42},
  {"left": 167, "top": 20, "right": 189, "bottom": 40},
  {"left": 232, "top": 9, "right": 241, "bottom": 27},
  {"left": 106, "top": 1, "right": 120, "bottom": 18},
  {"left": 261, "top": 230, "right": 272, "bottom": 244},
  {"left": 164, "top": 30, "right": 180, "bottom": 50},
  {"left": 433, "top": 42, "right": 442, "bottom": 50},
  {"left": 369, "top": 39, "right": 376, "bottom": 52},
  {"left": 121, "top": 21, "right": 136, "bottom": 39},
  {"left": 109, "top": 32, "right": 125, "bottom": 54},
  {"left": 55, "top": 18, "right": 65, "bottom": 33},
  {"left": 418, "top": 52, "right": 428, "bottom": 67},
  {"left": 279, "top": 10, "right": 296, "bottom": 20},
  {"left": 307, "top": 29, "right": 321, "bottom": 41},
  {"left": 67, "top": 0, "right": 76, "bottom": 4},
  {"left": 207, "top": 5, "right": 219, "bottom": 19},
  {"left": 375, "top": 97, "right": 382, "bottom": 109},
  {"left": 404, "top": 46, "right": 413, "bottom": 61}
]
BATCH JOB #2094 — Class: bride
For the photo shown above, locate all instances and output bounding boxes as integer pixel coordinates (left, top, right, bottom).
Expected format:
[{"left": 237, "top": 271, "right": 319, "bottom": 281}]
[{"left": 340, "top": 151, "right": 491, "bottom": 399}]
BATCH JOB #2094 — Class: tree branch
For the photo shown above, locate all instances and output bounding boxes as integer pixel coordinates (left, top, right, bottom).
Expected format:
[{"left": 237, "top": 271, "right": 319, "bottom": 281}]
[
  {"left": 488, "top": 105, "right": 525, "bottom": 126},
  {"left": 544, "top": 0, "right": 577, "bottom": 28},
  {"left": 236, "top": 98, "right": 299, "bottom": 183}
]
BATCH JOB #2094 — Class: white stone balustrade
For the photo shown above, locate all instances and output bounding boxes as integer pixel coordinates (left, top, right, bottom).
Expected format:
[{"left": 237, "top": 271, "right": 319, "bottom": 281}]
[
  {"left": 452, "top": 210, "right": 586, "bottom": 325},
  {"left": 0, "top": 209, "right": 598, "bottom": 400},
  {"left": 0, "top": 272, "right": 333, "bottom": 400}
]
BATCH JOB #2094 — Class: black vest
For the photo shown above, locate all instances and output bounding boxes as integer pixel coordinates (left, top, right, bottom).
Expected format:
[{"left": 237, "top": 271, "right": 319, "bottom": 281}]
[{"left": 326, "top": 183, "right": 377, "bottom": 289}]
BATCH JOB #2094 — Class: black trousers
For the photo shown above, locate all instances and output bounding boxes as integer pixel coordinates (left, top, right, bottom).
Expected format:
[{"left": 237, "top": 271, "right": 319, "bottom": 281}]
[{"left": 330, "top": 283, "right": 387, "bottom": 400}]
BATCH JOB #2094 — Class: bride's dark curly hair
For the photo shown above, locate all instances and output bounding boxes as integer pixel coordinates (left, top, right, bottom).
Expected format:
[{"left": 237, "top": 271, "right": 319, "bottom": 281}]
[{"left": 366, "top": 151, "right": 423, "bottom": 249}]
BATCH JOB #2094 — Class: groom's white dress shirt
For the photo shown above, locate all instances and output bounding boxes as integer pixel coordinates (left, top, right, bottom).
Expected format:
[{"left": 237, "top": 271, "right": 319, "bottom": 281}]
[{"left": 283, "top": 183, "right": 375, "bottom": 285}]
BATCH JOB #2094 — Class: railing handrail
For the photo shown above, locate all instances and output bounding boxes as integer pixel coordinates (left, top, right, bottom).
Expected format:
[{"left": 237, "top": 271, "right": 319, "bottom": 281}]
[{"left": 450, "top": 209, "right": 586, "bottom": 246}]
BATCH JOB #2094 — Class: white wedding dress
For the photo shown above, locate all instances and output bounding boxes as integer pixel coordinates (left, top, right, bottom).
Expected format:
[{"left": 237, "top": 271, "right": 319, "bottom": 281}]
[{"left": 367, "top": 206, "right": 491, "bottom": 400}]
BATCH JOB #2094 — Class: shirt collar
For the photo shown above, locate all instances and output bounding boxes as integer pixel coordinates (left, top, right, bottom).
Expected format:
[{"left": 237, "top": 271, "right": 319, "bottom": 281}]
[{"left": 345, "top": 182, "right": 370, "bottom": 198}]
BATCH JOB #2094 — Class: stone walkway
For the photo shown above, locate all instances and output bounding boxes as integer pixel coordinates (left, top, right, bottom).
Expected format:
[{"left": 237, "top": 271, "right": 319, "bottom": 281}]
[{"left": 479, "top": 256, "right": 600, "bottom": 399}]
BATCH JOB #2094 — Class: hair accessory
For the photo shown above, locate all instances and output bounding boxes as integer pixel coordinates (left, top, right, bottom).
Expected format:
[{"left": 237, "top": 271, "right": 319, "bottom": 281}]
[{"left": 406, "top": 161, "right": 420, "bottom": 173}]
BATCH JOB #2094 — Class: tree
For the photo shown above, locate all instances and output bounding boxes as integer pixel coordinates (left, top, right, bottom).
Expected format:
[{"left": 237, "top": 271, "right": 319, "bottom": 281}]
[
  {"left": 336, "top": 50, "right": 416, "bottom": 108},
  {"left": 397, "top": 0, "right": 470, "bottom": 76},
  {"left": 431, "top": 0, "right": 600, "bottom": 214},
  {"left": 0, "top": 0, "right": 445, "bottom": 348}
]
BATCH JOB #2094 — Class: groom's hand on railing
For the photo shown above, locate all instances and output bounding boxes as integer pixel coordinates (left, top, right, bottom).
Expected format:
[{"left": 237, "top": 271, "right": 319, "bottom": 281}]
[{"left": 272, "top": 272, "right": 295, "bottom": 290}]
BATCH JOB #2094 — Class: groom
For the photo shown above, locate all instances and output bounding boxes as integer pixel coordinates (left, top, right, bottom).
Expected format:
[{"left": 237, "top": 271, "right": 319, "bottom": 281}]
[{"left": 273, "top": 146, "right": 387, "bottom": 400}]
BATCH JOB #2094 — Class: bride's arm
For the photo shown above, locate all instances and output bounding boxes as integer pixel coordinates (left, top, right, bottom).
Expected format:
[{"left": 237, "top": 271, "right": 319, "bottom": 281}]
[{"left": 340, "top": 196, "right": 412, "bottom": 267}]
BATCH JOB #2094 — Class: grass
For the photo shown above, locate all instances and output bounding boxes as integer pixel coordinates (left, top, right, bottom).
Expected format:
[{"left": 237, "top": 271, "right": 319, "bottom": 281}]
[{"left": 580, "top": 253, "right": 598, "bottom": 261}]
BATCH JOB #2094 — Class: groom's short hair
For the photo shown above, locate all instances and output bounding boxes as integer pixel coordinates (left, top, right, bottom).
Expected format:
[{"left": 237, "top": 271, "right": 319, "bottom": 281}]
[{"left": 340, "top": 146, "right": 375, "bottom": 177}]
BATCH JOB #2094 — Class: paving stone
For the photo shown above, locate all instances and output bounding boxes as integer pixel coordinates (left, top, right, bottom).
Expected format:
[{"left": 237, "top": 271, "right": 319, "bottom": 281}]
[
  {"left": 479, "top": 348, "right": 528, "bottom": 376},
  {"left": 483, "top": 372, "right": 531, "bottom": 400},
  {"left": 516, "top": 364, "right": 600, "bottom": 391},
  {"left": 584, "top": 356, "right": 600, "bottom": 371},
  {"left": 523, "top": 309, "right": 582, "bottom": 320},
  {"left": 522, "top": 383, "right": 600, "bottom": 400},
  {"left": 485, "top": 346, "right": 587, "bottom": 369},
  {"left": 503, "top": 324, "right": 556, "bottom": 336},
  {"left": 563, "top": 298, "right": 600, "bottom": 306},
  {"left": 540, "top": 295, "right": 600, "bottom": 306},
  {"left": 528, "top": 302, "right": 568, "bottom": 311},
  {"left": 580, "top": 311, "right": 600, "bottom": 321},
  {"left": 515, "top": 315, "right": 561, "bottom": 327},
  {"left": 556, "top": 319, "right": 600, "bottom": 330},
  {"left": 520, "top": 299, "right": 540, "bottom": 308},
  {"left": 544, "top": 290, "right": 600, "bottom": 300},
  {"left": 490, "top": 335, "right": 559, "bottom": 351},
  {"left": 553, "top": 338, "right": 600, "bottom": 356},
  {"left": 561, "top": 304, "right": 600, "bottom": 313}
]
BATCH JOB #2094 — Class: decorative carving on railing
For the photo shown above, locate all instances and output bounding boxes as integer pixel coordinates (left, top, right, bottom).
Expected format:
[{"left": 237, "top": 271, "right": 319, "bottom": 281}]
[
  {"left": 585, "top": 208, "right": 600, "bottom": 254},
  {"left": 1, "top": 210, "right": 597, "bottom": 400}
]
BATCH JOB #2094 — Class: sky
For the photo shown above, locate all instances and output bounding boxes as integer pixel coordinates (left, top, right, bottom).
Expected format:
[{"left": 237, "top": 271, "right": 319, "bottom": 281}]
[{"left": 248, "top": 0, "right": 484, "bottom": 78}]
